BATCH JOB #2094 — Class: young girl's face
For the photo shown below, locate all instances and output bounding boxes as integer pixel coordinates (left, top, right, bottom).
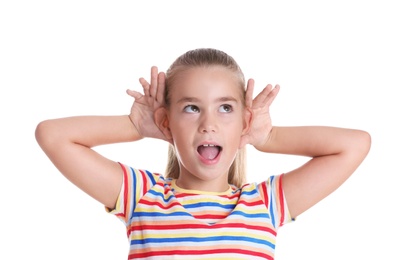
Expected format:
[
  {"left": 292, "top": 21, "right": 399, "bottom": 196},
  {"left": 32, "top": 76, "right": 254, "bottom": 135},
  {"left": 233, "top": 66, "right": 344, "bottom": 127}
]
[{"left": 166, "top": 66, "right": 250, "bottom": 191}]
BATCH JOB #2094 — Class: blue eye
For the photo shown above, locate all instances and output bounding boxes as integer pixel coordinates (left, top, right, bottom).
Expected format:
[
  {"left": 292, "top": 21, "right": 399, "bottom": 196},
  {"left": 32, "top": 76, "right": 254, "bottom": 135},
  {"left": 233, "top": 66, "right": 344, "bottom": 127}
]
[
  {"left": 184, "top": 105, "right": 200, "bottom": 113},
  {"left": 219, "top": 104, "right": 232, "bottom": 113}
]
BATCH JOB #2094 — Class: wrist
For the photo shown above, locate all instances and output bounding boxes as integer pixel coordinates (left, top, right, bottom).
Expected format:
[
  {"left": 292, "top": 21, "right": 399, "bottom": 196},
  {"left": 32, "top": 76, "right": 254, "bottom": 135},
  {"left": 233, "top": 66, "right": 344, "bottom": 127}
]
[
  {"left": 253, "top": 126, "right": 276, "bottom": 152},
  {"left": 126, "top": 115, "right": 143, "bottom": 141}
]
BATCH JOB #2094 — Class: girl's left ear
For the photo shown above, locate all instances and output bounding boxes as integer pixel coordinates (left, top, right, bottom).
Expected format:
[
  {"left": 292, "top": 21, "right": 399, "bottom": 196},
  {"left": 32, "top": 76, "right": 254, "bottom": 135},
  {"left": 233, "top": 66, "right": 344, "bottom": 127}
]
[
  {"left": 239, "top": 108, "right": 253, "bottom": 149},
  {"left": 242, "top": 107, "right": 253, "bottom": 135}
]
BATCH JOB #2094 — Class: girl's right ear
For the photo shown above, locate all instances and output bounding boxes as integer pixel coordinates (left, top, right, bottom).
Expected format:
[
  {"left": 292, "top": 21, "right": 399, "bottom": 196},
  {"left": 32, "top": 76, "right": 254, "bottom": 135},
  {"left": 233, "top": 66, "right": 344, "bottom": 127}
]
[{"left": 154, "top": 107, "right": 173, "bottom": 143}]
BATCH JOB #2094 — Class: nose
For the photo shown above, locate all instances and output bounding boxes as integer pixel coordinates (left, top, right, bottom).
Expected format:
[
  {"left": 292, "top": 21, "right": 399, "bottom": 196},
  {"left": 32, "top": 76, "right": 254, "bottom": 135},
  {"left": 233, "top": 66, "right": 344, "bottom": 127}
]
[{"left": 199, "top": 112, "right": 218, "bottom": 133}]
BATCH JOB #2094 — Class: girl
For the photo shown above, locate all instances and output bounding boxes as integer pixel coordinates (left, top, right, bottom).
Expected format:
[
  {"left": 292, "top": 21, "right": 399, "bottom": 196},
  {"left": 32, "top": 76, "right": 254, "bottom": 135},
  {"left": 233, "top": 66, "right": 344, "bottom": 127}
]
[{"left": 35, "top": 48, "right": 371, "bottom": 259}]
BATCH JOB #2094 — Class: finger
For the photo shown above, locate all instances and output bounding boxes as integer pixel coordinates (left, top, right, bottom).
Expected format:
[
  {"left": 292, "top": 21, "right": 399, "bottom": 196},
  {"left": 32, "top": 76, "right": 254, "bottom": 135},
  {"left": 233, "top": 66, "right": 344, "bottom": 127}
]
[
  {"left": 139, "top": 77, "right": 150, "bottom": 97},
  {"left": 156, "top": 72, "right": 166, "bottom": 105},
  {"left": 264, "top": 84, "right": 280, "bottom": 106},
  {"left": 245, "top": 79, "right": 255, "bottom": 108},
  {"left": 252, "top": 84, "right": 272, "bottom": 108},
  {"left": 126, "top": 89, "right": 143, "bottom": 100},
  {"left": 150, "top": 66, "right": 158, "bottom": 98}
]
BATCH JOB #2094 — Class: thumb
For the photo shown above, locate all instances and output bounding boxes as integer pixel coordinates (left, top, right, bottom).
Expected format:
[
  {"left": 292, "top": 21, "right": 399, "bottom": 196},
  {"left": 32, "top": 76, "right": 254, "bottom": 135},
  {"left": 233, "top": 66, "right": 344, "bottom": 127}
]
[{"left": 126, "top": 89, "right": 144, "bottom": 100}]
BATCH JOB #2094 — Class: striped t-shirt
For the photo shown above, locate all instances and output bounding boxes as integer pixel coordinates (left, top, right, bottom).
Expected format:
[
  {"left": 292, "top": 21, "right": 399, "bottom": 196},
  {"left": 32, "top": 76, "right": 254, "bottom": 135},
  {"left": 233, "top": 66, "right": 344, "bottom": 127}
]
[{"left": 108, "top": 163, "right": 293, "bottom": 260}]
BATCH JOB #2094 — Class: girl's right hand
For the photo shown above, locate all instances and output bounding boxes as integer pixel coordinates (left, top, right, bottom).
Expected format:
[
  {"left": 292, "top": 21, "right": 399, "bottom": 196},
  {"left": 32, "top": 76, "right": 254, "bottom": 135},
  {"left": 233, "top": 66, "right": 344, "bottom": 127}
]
[{"left": 126, "top": 66, "right": 168, "bottom": 141}]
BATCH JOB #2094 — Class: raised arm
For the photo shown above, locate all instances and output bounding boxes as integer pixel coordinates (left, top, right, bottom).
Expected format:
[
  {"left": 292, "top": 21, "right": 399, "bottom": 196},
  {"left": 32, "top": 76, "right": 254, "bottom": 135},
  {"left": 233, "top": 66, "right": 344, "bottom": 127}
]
[
  {"left": 260, "top": 126, "right": 371, "bottom": 218},
  {"left": 35, "top": 66, "right": 167, "bottom": 209},
  {"left": 35, "top": 115, "right": 139, "bottom": 209},
  {"left": 242, "top": 79, "right": 371, "bottom": 218}
]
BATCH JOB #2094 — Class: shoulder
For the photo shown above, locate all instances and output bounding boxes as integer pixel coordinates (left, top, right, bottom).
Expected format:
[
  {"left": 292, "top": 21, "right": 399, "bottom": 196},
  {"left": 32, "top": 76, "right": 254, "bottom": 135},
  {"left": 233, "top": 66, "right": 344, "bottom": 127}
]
[{"left": 118, "top": 162, "right": 164, "bottom": 186}]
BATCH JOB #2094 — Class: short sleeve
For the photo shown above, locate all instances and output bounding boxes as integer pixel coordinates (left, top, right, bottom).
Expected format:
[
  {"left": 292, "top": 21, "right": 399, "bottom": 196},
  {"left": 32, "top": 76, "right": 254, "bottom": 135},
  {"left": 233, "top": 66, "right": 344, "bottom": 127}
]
[
  {"left": 106, "top": 163, "right": 160, "bottom": 227},
  {"left": 257, "top": 174, "right": 294, "bottom": 228}
]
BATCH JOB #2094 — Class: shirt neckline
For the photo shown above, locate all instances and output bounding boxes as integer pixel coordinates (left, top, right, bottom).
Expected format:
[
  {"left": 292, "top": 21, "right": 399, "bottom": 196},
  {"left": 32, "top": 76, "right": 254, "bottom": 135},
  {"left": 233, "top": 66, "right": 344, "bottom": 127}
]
[{"left": 170, "top": 179, "right": 233, "bottom": 195}]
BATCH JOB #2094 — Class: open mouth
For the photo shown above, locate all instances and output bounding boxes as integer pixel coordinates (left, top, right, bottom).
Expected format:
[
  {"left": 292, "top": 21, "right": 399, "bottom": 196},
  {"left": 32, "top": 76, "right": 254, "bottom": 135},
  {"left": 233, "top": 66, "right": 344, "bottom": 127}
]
[{"left": 197, "top": 144, "right": 222, "bottom": 161}]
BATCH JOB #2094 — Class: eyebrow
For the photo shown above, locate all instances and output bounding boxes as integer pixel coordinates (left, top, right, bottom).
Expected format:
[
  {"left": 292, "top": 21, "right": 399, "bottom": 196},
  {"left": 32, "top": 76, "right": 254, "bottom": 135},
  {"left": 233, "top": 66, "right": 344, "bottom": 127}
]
[{"left": 176, "top": 96, "right": 239, "bottom": 104}]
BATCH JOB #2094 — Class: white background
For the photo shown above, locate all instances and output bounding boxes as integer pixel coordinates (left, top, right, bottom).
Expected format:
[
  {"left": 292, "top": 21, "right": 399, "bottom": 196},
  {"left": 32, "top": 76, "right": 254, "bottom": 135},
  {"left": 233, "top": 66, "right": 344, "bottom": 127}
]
[{"left": 1, "top": 1, "right": 407, "bottom": 259}]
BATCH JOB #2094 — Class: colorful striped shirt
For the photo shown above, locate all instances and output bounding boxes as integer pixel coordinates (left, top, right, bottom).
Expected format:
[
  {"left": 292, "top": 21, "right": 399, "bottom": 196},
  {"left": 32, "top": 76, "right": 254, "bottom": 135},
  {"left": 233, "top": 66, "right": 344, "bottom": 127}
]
[{"left": 108, "top": 163, "right": 293, "bottom": 259}]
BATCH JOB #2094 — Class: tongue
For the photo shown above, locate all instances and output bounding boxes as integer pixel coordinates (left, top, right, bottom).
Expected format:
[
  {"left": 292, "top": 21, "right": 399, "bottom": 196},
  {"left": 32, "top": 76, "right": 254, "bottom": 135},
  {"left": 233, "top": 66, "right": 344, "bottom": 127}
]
[{"left": 198, "top": 146, "right": 220, "bottom": 160}]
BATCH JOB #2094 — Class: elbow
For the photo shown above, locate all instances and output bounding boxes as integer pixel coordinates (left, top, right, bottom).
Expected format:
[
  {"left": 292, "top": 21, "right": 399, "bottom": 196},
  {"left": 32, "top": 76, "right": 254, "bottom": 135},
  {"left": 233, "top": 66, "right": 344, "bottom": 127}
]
[
  {"left": 35, "top": 120, "right": 58, "bottom": 150},
  {"left": 359, "top": 130, "right": 372, "bottom": 157},
  {"left": 35, "top": 120, "right": 46, "bottom": 146},
  {"left": 347, "top": 129, "right": 371, "bottom": 164}
]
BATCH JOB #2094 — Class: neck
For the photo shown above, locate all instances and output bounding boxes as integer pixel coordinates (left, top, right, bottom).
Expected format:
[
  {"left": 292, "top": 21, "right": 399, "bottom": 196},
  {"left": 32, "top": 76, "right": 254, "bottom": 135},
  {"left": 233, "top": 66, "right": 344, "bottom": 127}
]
[{"left": 175, "top": 172, "right": 230, "bottom": 192}]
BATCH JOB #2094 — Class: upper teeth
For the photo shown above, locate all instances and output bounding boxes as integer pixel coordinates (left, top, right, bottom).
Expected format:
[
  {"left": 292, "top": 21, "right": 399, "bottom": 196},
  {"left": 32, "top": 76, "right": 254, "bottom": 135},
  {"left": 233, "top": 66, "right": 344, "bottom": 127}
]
[{"left": 203, "top": 144, "right": 216, "bottom": 147}]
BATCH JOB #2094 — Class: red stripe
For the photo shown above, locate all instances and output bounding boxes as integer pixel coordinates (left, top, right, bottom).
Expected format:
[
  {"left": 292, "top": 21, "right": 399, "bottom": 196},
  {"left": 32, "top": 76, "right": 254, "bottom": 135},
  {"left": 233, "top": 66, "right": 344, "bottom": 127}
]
[
  {"left": 175, "top": 192, "right": 240, "bottom": 199},
  {"left": 237, "top": 199, "right": 264, "bottom": 207},
  {"left": 140, "top": 169, "right": 148, "bottom": 195},
  {"left": 131, "top": 222, "right": 276, "bottom": 235},
  {"left": 118, "top": 163, "right": 129, "bottom": 236},
  {"left": 138, "top": 199, "right": 181, "bottom": 209},
  {"left": 130, "top": 248, "right": 273, "bottom": 260},
  {"left": 194, "top": 214, "right": 226, "bottom": 219},
  {"left": 260, "top": 182, "right": 269, "bottom": 209}
]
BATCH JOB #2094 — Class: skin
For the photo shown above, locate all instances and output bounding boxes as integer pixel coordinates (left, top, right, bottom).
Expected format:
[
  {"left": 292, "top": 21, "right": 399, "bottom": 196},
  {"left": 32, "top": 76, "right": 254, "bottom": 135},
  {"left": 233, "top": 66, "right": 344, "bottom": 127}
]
[
  {"left": 157, "top": 66, "right": 251, "bottom": 192},
  {"left": 35, "top": 65, "right": 371, "bottom": 218}
]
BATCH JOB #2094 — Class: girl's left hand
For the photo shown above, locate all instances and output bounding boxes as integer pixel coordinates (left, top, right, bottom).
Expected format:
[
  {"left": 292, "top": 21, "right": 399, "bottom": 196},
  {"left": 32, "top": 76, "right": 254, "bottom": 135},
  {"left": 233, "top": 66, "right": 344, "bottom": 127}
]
[{"left": 240, "top": 79, "right": 280, "bottom": 149}]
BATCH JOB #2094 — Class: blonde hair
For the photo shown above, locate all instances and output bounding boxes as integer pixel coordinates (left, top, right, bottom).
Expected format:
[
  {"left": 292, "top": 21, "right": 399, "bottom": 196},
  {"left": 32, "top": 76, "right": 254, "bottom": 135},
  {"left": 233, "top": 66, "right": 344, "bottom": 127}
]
[{"left": 164, "top": 48, "right": 247, "bottom": 187}]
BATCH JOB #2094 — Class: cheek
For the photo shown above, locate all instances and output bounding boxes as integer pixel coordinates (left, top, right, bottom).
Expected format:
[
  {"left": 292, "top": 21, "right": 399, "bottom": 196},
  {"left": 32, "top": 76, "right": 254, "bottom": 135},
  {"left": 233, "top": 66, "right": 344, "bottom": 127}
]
[
  {"left": 221, "top": 113, "right": 245, "bottom": 128},
  {"left": 168, "top": 118, "right": 196, "bottom": 143}
]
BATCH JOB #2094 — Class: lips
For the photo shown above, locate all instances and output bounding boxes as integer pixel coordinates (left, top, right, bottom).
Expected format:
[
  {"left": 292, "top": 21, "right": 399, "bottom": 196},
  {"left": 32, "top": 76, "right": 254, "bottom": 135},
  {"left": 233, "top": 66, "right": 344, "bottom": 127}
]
[{"left": 197, "top": 144, "right": 222, "bottom": 161}]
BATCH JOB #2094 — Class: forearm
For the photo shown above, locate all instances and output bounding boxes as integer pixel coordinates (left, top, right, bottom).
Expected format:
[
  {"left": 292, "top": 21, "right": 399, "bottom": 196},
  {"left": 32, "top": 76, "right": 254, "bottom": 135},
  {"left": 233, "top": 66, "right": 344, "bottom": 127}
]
[
  {"left": 36, "top": 115, "right": 141, "bottom": 149},
  {"left": 35, "top": 115, "right": 140, "bottom": 208},
  {"left": 256, "top": 126, "right": 370, "bottom": 158},
  {"left": 261, "top": 126, "right": 371, "bottom": 218}
]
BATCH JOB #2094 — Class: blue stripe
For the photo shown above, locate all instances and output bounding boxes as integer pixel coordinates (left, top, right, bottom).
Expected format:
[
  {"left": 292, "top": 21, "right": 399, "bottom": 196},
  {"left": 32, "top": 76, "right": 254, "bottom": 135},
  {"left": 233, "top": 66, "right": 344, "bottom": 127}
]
[
  {"left": 268, "top": 176, "right": 276, "bottom": 227},
  {"left": 133, "top": 211, "right": 191, "bottom": 217},
  {"left": 129, "top": 167, "right": 137, "bottom": 214},
  {"left": 184, "top": 202, "right": 235, "bottom": 209},
  {"left": 144, "top": 170, "right": 156, "bottom": 185},
  {"left": 131, "top": 235, "right": 275, "bottom": 249},
  {"left": 240, "top": 189, "right": 258, "bottom": 196},
  {"left": 230, "top": 211, "right": 270, "bottom": 219},
  {"left": 147, "top": 189, "right": 175, "bottom": 202}
]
